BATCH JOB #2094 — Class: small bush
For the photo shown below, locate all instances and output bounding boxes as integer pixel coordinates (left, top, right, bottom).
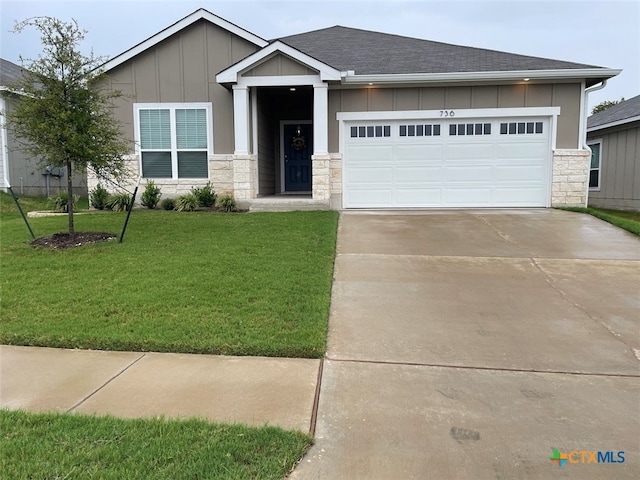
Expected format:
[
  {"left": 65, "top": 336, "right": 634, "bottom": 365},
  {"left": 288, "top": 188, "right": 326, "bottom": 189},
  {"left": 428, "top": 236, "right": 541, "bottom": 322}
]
[
  {"left": 89, "top": 183, "right": 109, "bottom": 210},
  {"left": 175, "top": 193, "right": 198, "bottom": 212},
  {"left": 216, "top": 194, "right": 236, "bottom": 212},
  {"left": 160, "top": 198, "right": 176, "bottom": 211},
  {"left": 106, "top": 193, "right": 132, "bottom": 212},
  {"left": 141, "top": 181, "right": 161, "bottom": 209},
  {"left": 192, "top": 182, "right": 216, "bottom": 208},
  {"left": 49, "top": 192, "right": 79, "bottom": 213}
]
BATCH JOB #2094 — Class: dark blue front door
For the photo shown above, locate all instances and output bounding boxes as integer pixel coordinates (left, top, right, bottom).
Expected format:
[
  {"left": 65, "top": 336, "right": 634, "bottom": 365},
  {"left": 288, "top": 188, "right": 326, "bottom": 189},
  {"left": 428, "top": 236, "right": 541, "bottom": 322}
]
[{"left": 284, "top": 123, "right": 312, "bottom": 192}]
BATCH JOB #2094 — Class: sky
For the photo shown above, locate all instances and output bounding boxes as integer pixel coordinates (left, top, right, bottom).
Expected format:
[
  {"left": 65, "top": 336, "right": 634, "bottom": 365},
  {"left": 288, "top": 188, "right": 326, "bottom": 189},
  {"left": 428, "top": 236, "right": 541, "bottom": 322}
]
[{"left": 1, "top": 0, "right": 638, "bottom": 111}]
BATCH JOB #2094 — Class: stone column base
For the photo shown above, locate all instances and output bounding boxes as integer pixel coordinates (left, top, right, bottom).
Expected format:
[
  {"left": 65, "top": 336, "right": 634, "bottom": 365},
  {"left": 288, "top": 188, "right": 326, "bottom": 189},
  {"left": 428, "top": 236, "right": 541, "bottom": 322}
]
[{"left": 552, "top": 149, "right": 590, "bottom": 207}]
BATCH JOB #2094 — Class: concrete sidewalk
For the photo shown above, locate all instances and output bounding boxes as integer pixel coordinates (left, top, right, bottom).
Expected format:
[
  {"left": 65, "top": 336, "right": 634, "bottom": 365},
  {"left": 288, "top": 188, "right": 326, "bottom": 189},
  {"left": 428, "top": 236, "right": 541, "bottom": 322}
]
[{"left": 0, "top": 345, "right": 321, "bottom": 432}]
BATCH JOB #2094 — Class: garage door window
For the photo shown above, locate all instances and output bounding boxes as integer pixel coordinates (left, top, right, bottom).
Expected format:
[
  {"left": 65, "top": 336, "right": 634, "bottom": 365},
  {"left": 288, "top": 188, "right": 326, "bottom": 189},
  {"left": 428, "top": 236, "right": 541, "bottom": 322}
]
[
  {"left": 350, "top": 125, "right": 391, "bottom": 138},
  {"left": 449, "top": 123, "right": 491, "bottom": 136},
  {"left": 500, "top": 122, "right": 543, "bottom": 135},
  {"left": 400, "top": 124, "right": 441, "bottom": 137}
]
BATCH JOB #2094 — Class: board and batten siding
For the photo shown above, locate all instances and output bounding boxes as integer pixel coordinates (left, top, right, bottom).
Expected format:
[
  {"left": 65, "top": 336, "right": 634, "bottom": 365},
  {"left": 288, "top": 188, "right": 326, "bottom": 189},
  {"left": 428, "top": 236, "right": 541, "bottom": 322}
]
[
  {"left": 243, "top": 54, "right": 318, "bottom": 77},
  {"left": 104, "top": 19, "right": 260, "bottom": 154},
  {"left": 328, "top": 83, "right": 582, "bottom": 152},
  {"left": 588, "top": 122, "right": 640, "bottom": 210}
]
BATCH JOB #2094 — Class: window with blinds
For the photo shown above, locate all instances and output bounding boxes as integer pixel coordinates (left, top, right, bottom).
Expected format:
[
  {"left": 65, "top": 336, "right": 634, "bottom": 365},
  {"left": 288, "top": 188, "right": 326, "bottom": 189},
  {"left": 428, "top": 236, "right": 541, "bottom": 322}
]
[{"left": 136, "top": 104, "right": 211, "bottom": 179}]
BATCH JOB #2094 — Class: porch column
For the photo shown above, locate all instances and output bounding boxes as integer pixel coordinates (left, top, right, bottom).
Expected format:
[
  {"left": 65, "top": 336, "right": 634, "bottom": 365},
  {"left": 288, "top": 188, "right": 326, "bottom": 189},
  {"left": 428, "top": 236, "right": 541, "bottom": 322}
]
[
  {"left": 233, "top": 85, "right": 250, "bottom": 155},
  {"left": 313, "top": 83, "right": 329, "bottom": 154}
]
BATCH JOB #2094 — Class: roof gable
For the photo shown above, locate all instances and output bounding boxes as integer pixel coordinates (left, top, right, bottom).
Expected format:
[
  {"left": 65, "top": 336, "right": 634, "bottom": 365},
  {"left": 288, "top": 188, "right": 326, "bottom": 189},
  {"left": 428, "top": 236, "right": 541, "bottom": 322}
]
[
  {"left": 217, "top": 41, "right": 341, "bottom": 84},
  {"left": 101, "top": 8, "right": 268, "bottom": 72},
  {"left": 588, "top": 94, "right": 640, "bottom": 131}
]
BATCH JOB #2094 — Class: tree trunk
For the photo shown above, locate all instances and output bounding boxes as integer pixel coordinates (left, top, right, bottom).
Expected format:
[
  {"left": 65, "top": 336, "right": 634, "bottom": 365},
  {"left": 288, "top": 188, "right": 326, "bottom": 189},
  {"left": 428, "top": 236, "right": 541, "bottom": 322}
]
[{"left": 66, "top": 160, "right": 75, "bottom": 238}]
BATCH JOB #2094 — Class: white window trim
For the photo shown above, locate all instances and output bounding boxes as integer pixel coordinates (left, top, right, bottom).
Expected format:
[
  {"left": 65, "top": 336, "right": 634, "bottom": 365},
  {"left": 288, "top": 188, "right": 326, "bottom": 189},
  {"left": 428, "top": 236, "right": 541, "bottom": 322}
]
[
  {"left": 133, "top": 102, "right": 213, "bottom": 179},
  {"left": 587, "top": 138, "right": 603, "bottom": 191}
]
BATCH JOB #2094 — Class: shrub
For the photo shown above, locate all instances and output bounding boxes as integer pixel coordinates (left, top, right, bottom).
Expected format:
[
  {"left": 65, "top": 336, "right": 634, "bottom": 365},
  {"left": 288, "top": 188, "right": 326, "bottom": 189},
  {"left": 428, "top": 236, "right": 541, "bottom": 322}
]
[
  {"left": 160, "top": 197, "right": 176, "bottom": 211},
  {"left": 106, "top": 193, "right": 132, "bottom": 212},
  {"left": 175, "top": 193, "right": 198, "bottom": 212},
  {"left": 89, "top": 183, "right": 109, "bottom": 210},
  {"left": 49, "top": 191, "right": 78, "bottom": 213},
  {"left": 216, "top": 194, "right": 236, "bottom": 212},
  {"left": 192, "top": 182, "right": 216, "bottom": 208},
  {"left": 141, "top": 180, "right": 161, "bottom": 209}
]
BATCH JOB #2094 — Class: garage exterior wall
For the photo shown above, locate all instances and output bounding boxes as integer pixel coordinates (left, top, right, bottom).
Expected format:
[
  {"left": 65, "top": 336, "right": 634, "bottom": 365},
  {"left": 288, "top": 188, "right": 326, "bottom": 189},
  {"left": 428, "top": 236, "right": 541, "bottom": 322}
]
[
  {"left": 587, "top": 122, "right": 640, "bottom": 210},
  {"left": 327, "top": 83, "right": 582, "bottom": 152}
]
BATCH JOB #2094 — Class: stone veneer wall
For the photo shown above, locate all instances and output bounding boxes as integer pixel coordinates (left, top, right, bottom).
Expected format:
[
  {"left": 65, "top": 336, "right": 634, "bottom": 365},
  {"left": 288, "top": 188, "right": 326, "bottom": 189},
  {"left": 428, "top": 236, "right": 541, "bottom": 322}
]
[
  {"left": 86, "top": 154, "right": 235, "bottom": 205},
  {"left": 551, "top": 149, "right": 590, "bottom": 207}
]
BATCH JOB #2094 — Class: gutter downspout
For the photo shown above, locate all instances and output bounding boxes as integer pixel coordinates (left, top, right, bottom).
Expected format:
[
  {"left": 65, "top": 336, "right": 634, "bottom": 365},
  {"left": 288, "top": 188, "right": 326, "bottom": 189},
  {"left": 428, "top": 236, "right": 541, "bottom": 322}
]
[{"left": 581, "top": 80, "right": 607, "bottom": 207}]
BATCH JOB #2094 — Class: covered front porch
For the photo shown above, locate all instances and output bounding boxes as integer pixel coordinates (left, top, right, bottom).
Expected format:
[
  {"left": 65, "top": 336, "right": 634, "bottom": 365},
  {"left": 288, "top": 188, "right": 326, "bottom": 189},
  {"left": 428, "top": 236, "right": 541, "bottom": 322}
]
[{"left": 216, "top": 41, "right": 341, "bottom": 208}]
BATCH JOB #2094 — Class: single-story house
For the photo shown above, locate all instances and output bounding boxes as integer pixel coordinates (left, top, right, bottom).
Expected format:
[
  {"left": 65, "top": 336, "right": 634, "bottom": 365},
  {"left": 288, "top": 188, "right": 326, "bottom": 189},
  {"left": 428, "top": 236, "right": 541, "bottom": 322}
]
[
  {"left": 586, "top": 94, "right": 640, "bottom": 211},
  {"left": 90, "top": 8, "right": 620, "bottom": 210},
  {"left": 0, "top": 58, "right": 87, "bottom": 196}
]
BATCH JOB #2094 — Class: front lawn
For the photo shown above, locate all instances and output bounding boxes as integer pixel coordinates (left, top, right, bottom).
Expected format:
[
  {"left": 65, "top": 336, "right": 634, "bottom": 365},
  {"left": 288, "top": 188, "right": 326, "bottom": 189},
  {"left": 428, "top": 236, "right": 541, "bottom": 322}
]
[
  {"left": 558, "top": 206, "right": 640, "bottom": 236},
  {"left": 0, "top": 194, "right": 338, "bottom": 358},
  {"left": 0, "top": 410, "right": 312, "bottom": 479}
]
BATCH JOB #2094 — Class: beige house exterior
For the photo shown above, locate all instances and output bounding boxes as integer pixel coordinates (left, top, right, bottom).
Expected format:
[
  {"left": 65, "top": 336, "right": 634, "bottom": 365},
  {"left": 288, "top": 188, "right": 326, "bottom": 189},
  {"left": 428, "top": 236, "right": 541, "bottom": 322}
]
[
  {"left": 89, "top": 8, "right": 620, "bottom": 210},
  {"left": 587, "top": 94, "right": 640, "bottom": 211},
  {"left": 1, "top": 58, "right": 87, "bottom": 196}
]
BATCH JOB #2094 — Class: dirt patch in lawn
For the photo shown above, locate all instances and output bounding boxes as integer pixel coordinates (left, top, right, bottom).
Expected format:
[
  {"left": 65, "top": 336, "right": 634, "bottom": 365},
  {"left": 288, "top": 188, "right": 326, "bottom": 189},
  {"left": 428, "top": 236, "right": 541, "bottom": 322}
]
[{"left": 30, "top": 232, "right": 117, "bottom": 249}]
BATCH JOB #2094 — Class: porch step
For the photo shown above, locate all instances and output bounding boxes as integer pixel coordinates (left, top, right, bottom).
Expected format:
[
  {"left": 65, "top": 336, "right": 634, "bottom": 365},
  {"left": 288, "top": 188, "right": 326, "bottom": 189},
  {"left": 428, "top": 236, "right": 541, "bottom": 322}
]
[{"left": 245, "top": 197, "right": 330, "bottom": 212}]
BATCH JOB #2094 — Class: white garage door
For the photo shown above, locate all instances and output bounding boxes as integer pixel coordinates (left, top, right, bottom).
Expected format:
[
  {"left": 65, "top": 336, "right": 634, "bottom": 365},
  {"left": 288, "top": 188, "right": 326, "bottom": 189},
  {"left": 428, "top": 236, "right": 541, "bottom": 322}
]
[{"left": 343, "top": 117, "right": 551, "bottom": 208}]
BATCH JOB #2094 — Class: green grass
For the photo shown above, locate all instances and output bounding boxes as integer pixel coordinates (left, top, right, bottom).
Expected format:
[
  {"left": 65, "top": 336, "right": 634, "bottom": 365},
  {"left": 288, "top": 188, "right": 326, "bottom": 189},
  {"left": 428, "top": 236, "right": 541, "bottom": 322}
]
[
  {"left": 0, "top": 193, "right": 338, "bottom": 358},
  {"left": 0, "top": 410, "right": 313, "bottom": 479},
  {"left": 558, "top": 206, "right": 640, "bottom": 236}
]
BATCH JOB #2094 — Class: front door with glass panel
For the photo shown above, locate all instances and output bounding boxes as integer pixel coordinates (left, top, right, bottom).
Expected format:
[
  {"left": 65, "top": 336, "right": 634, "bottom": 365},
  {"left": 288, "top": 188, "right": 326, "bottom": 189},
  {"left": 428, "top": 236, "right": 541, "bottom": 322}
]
[{"left": 283, "top": 123, "right": 312, "bottom": 192}]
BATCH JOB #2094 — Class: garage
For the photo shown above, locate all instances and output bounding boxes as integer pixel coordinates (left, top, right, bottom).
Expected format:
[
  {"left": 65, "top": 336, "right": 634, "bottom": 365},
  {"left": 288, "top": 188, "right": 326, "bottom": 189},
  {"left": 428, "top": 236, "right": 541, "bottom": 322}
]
[{"left": 342, "top": 115, "right": 552, "bottom": 208}]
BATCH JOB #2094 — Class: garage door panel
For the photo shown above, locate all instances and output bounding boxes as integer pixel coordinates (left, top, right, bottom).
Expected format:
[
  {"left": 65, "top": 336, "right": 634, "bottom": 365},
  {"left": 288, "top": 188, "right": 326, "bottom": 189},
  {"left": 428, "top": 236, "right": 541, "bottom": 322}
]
[
  {"left": 395, "top": 166, "right": 442, "bottom": 183},
  {"left": 494, "top": 164, "right": 546, "bottom": 181},
  {"left": 394, "top": 144, "right": 443, "bottom": 161},
  {"left": 346, "top": 145, "right": 394, "bottom": 163},
  {"left": 346, "top": 188, "right": 394, "bottom": 206},
  {"left": 494, "top": 142, "right": 548, "bottom": 159},
  {"left": 443, "top": 165, "right": 493, "bottom": 182},
  {"left": 346, "top": 167, "right": 393, "bottom": 184},
  {"left": 444, "top": 143, "right": 494, "bottom": 161},
  {"left": 395, "top": 188, "right": 443, "bottom": 205},
  {"left": 443, "top": 188, "right": 492, "bottom": 205}
]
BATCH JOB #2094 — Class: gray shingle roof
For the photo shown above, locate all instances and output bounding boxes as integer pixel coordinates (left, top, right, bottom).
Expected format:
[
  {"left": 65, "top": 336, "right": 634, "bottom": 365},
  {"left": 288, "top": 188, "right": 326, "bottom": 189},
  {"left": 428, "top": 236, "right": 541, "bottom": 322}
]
[
  {"left": 278, "top": 26, "right": 602, "bottom": 75},
  {"left": 587, "top": 94, "right": 640, "bottom": 129},
  {"left": 0, "top": 58, "right": 28, "bottom": 87}
]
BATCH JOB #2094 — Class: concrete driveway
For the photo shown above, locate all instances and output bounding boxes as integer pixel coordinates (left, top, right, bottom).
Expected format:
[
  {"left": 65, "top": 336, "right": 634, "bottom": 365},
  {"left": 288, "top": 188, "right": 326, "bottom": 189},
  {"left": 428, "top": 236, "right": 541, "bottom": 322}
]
[{"left": 291, "top": 209, "right": 640, "bottom": 479}]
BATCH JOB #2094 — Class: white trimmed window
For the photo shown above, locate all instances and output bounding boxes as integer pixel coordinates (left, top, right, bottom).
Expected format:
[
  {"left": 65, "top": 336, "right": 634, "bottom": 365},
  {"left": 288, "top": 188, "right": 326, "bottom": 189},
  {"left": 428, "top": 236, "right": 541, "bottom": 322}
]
[
  {"left": 134, "top": 103, "right": 213, "bottom": 179},
  {"left": 587, "top": 139, "right": 602, "bottom": 190}
]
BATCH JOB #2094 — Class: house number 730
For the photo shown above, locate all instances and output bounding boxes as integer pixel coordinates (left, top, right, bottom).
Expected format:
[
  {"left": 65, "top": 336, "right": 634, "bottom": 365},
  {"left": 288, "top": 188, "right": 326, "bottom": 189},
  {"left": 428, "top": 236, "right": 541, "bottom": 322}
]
[{"left": 440, "top": 110, "right": 455, "bottom": 117}]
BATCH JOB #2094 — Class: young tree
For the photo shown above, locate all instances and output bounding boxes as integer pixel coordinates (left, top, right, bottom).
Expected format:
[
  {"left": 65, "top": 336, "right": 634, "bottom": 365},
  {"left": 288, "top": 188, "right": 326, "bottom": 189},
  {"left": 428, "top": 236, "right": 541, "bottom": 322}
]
[
  {"left": 6, "top": 17, "right": 129, "bottom": 238},
  {"left": 591, "top": 98, "right": 625, "bottom": 115}
]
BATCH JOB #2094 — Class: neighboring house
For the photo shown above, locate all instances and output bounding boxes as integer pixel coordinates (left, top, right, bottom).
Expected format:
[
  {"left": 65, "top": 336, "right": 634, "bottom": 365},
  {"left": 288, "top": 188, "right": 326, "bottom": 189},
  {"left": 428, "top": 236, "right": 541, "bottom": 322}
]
[
  {"left": 90, "top": 8, "right": 620, "bottom": 209},
  {"left": 0, "top": 58, "right": 87, "bottom": 196},
  {"left": 586, "top": 94, "right": 640, "bottom": 211}
]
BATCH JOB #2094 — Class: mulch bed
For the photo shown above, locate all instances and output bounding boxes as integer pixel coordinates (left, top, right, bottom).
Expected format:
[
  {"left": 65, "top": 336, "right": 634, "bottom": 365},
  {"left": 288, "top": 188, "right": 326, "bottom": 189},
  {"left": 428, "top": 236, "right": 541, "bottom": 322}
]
[{"left": 30, "top": 232, "right": 117, "bottom": 249}]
